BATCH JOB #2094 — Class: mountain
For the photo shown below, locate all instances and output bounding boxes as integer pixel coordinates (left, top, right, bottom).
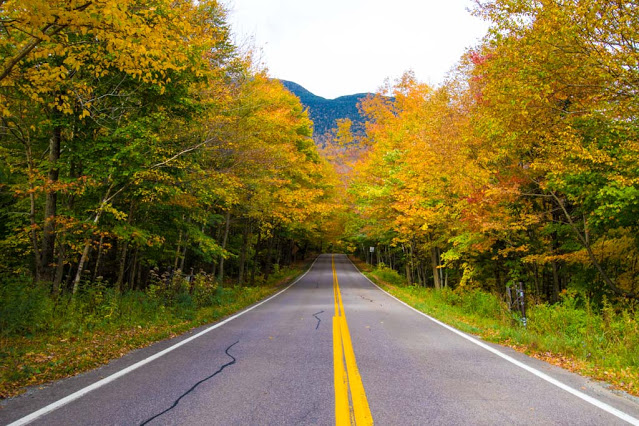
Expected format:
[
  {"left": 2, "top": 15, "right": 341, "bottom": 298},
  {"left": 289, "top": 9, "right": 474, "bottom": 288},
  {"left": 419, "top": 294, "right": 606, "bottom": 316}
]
[{"left": 279, "top": 80, "right": 371, "bottom": 144}]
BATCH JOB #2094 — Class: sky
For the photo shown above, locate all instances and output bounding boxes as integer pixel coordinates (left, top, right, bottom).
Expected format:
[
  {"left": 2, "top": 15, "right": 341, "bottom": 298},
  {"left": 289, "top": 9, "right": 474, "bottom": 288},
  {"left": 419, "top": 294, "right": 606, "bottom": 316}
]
[{"left": 222, "top": 0, "right": 490, "bottom": 100}]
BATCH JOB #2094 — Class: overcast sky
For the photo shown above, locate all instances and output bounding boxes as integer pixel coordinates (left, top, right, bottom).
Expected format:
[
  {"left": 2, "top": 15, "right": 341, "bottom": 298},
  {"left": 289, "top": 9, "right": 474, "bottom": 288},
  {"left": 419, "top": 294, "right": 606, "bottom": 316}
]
[{"left": 222, "top": 1, "right": 489, "bottom": 99}]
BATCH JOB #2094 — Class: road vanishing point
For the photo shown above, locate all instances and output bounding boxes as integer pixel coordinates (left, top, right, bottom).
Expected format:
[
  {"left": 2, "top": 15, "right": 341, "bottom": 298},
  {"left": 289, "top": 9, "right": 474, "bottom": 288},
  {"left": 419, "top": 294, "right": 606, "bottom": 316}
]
[{"left": 2, "top": 254, "right": 639, "bottom": 425}]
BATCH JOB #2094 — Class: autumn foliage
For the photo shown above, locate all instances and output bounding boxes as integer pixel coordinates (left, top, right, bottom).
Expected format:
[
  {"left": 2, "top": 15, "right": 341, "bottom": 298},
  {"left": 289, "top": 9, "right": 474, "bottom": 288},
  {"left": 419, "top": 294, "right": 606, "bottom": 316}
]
[
  {"left": 0, "top": 0, "right": 340, "bottom": 294},
  {"left": 346, "top": 0, "right": 639, "bottom": 304}
]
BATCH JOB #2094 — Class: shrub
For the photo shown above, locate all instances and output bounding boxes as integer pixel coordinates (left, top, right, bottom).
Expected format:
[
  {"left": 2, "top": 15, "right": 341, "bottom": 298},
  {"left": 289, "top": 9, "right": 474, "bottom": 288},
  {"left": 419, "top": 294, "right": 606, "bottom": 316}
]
[{"left": 372, "top": 263, "right": 404, "bottom": 286}]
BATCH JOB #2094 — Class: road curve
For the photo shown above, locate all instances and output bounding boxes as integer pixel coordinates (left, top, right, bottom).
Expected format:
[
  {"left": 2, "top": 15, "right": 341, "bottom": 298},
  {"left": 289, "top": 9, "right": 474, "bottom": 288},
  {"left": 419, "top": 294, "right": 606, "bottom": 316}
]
[{"left": 2, "top": 254, "right": 639, "bottom": 425}]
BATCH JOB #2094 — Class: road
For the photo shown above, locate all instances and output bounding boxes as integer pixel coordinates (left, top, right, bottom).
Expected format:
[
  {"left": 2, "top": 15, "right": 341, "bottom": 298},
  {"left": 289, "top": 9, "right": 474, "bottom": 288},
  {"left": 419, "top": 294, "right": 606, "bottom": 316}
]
[{"left": 2, "top": 254, "right": 639, "bottom": 425}]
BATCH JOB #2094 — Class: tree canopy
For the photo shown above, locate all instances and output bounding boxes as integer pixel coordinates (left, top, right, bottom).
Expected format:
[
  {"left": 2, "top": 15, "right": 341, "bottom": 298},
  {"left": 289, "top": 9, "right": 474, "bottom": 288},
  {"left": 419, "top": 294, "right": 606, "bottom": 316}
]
[
  {"left": 342, "top": 0, "right": 639, "bottom": 303},
  {"left": 0, "top": 0, "right": 341, "bottom": 293}
]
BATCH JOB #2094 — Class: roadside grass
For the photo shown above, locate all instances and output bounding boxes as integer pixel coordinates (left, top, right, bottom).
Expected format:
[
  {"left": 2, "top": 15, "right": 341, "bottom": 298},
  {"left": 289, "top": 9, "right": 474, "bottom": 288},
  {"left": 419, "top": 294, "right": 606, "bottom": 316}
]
[
  {"left": 0, "top": 263, "right": 307, "bottom": 399},
  {"left": 350, "top": 257, "right": 639, "bottom": 397}
]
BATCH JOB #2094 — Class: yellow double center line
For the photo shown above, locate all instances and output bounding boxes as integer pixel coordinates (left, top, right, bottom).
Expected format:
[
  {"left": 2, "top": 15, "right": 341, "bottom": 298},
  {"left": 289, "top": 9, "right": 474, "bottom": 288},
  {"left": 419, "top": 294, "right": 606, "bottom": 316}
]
[{"left": 332, "top": 255, "right": 373, "bottom": 425}]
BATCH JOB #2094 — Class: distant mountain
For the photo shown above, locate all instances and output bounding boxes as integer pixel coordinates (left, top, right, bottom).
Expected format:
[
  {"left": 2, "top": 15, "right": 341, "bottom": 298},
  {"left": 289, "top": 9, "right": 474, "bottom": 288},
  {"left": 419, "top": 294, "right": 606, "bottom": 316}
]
[{"left": 279, "top": 80, "right": 371, "bottom": 144}]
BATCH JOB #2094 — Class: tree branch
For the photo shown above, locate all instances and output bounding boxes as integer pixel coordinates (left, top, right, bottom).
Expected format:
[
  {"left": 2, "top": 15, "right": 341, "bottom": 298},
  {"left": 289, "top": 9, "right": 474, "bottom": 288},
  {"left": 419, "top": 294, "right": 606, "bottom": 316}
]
[{"left": 149, "top": 137, "right": 222, "bottom": 169}]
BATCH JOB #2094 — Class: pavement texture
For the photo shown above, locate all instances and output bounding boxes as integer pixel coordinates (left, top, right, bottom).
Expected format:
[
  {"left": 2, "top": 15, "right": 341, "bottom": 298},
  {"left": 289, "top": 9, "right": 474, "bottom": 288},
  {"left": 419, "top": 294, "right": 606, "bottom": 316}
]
[{"left": 2, "top": 254, "right": 639, "bottom": 425}]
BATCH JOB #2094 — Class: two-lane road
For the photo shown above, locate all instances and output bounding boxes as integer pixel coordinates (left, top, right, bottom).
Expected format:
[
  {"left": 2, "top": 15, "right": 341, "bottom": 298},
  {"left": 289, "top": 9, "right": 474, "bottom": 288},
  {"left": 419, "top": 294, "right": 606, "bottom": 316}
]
[{"left": 3, "top": 254, "right": 639, "bottom": 425}]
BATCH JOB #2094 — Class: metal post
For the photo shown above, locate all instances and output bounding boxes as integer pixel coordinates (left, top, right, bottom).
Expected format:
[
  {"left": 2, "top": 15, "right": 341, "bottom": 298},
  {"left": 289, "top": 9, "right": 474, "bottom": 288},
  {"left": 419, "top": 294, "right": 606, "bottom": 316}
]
[{"left": 518, "top": 282, "right": 527, "bottom": 327}]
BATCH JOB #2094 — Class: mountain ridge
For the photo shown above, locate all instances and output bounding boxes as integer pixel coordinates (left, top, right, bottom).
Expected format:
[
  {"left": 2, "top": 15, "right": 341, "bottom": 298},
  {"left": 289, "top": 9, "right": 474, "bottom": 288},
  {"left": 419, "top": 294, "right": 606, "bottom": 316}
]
[{"left": 279, "top": 79, "right": 370, "bottom": 144}]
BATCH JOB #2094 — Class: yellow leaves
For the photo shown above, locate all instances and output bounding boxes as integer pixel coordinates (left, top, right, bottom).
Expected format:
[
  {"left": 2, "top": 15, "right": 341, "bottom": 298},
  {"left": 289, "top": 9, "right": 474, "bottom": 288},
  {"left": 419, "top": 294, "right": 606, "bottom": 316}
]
[
  {"left": 352, "top": 75, "right": 482, "bottom": 244},
  {"left": 1, "top": 0, "right": 225, "bottom": 112},
  {"left": 101, "top": 203, "right": 127, "bottom": 221}
]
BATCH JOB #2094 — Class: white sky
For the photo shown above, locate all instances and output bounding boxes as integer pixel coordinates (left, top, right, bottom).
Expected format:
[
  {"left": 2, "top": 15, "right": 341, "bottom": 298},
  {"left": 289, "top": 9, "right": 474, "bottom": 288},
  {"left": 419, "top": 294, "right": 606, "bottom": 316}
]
[{"left": 222, "top": 0, "right": 489, "bottom": 99}]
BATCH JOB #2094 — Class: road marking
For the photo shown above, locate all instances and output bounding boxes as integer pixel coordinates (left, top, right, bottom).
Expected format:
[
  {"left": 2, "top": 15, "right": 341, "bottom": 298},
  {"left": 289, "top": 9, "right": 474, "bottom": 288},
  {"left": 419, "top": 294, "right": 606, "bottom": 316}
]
[
  {"left": 332, "top": 255, "right": 373, "bottom": 425},
  {"left": 346, "top": 256, "right": 639, "bottom": 426},
  {"left": 333, "top": 317, "right": 350, "bottom": 425},
  {"left": 8, "top": 257, "right": 321, "bottom": 426}
]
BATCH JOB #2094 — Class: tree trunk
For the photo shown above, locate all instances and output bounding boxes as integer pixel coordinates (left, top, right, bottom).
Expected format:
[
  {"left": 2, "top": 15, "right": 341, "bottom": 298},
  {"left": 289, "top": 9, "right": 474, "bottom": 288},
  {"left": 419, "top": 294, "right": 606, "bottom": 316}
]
[
  {"left": 136, "top": 259, "right": 143, "bottom": 290},
  {"left": 217, "top": 210, "right": 231, "bottom": 283},
  {"left": 409, "top": 240, "right": 416, "bottom": 285},
  {"left": 551, "top": 260, "right": 560, "bottom": 303},
  {"left": 238, "top": 221, "right": 251, "bottom": 285},
  {"left": 24, "top": 142, "right": 42, "bottom": 281},
  {"left": 264, "top": 232, "right": 276, "bottom": 282},
  {"left": 275, "top": 236, "right": 282, "bottom": 267},
  {"left": 92, "top": 234, "right": 104, "bottom": 281},
  {"left": 41, "top": 124, "right": 62, "bottom": 282},
  {"left": 250, "top": 228, "right": 262, "bottom": 285},
  {"left": 129, "top": 246, "right": 139, "bottom": 290},
  {"left": 116, "top": 240, "right": 129, "bottom": 291},
  {"left": 52, "top": 243, "right": 65, "bottom": 296},
  {"left": 30, "top": 187, "right": 41, "bottom": 280},
  {"left": 174, "top": 230, "right": 183, "bottom": 271},
  {"left": 179, "top": 242, "right": 187, "bottom": 272},
  {"left": 437, "top": 247, "right": 444, "bottom": 287},
  {"left": 431, "top": 247, "right": 441, "bottom": 290},
  {"left": 404, "top": 261, "right": 412, "bottom": 284},
  {"left": 71, "top": 188, "right": 112, "bottom": 295},
  {"left": 533, "top": 261, "right": 540, "bottom": 299},
  {"left": 550, "top": 190, "right": 637, "bottom": 299},
  {"left": 72, "top": 239, "right": 92, "bottom": 295},
  {"left": 402, "top": 244, "right": 412, "bottom": 285}
]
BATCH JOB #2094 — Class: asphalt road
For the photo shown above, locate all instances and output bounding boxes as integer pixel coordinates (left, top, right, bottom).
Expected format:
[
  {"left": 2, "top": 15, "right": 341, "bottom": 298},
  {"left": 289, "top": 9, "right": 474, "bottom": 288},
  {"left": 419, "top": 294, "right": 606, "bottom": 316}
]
[{"left": 2, "top": 254, "right": 639, "bottom": 425}]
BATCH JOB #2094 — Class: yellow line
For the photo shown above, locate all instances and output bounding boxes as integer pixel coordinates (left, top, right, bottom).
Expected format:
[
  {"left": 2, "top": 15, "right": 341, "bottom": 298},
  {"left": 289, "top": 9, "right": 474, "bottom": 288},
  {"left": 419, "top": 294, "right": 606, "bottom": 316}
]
[
  {"left": 332, "top": 255, "right": 373, "bottom": 425},
  {"left": 339, "top": 316, "right": 373, "bottom": 425},
  {"left": 333, "top": 317, "right": 350, "bottom": 425},
  {"left": 333, "top": 267, "right": 339, "bottom": 316}
]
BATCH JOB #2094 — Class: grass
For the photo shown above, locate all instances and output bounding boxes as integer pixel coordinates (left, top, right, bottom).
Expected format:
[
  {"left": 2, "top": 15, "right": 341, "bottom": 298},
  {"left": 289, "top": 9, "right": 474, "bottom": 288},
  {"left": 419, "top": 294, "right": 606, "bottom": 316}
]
[
  {"left": 0, "top": 263, "right": 307, "bottom": 399},
  {"left": 351, "top": 257, "right": 639, "bottom": 397}
]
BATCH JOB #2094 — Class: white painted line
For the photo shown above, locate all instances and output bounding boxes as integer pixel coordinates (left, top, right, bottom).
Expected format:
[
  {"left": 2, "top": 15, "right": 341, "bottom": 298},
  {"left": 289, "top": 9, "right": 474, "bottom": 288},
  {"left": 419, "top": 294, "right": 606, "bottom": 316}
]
[
  {"left": 346, "top": 256, "right": 639, "bottom": 426},
  {"left": 9, "top": 257, "right": 321, "bottom": 426}
]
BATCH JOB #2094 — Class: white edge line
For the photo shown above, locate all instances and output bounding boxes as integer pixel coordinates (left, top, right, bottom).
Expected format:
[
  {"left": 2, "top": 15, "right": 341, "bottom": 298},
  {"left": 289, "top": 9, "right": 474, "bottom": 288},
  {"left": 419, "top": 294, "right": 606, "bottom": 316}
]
[
  {"left": 9, "top": 256, "right": 321, "bottom": 426},
  {"left": 345, "top": 256, "right": 639, "bottom": 426}
]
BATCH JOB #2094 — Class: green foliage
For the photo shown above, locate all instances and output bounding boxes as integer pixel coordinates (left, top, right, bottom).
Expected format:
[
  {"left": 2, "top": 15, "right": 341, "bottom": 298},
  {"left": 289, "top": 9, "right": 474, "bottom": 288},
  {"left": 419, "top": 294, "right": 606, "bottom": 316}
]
[
  {"left": 372, "top": 264, "right": 404, "bottom": 286},
  {"left": 0, "top": 271, "right": 251, "bottom": 338},
  {"left": 0, "top": 277, "right": 53, "bottom": 336},
  {"left": 528, "top": 292, "right": 639, "bottom": 368}
]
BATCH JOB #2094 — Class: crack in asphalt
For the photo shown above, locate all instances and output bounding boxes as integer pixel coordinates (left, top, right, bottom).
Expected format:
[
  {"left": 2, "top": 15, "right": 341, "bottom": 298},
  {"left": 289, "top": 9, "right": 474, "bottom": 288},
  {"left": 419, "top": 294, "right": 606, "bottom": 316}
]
[
  {"left": 313, "top": 311, "right": 324, "bottom": 330},
  {"left": 139, "top": 341, "right": 239, "bottom": 425}
]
